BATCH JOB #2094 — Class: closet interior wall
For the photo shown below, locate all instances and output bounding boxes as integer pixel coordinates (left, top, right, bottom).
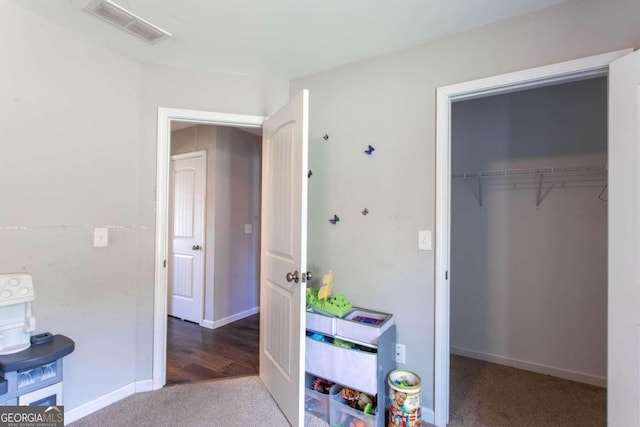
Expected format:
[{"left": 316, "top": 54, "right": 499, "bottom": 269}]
[{"left": 450, "top": 77, "right": 608, "bottom": 385}]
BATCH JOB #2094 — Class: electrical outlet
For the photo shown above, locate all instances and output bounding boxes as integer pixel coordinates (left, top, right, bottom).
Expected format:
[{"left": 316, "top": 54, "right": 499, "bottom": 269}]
[{"left": 396, "top": 343, "right": 406, "bottom": 364}]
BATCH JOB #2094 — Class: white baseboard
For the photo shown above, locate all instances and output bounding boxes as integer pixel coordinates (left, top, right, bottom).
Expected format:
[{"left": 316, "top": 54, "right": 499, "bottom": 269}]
[
  {"left": 422, "top": 406, "right": 435, "bottom": 425},
  {"left": 201, "top": 319, "right": 214, "bottom": 329},
  {"left": 450, "top": 346, "right": 607, "bottom": 388},
  {"left": 64, "top": 379, "right": 151, "bottom": 425},
  {"left": 208, "top": 306, "right": 259, "bottom": 330},
  {"left": 135, "top": 379, "right": 153, "bottom": 393}
]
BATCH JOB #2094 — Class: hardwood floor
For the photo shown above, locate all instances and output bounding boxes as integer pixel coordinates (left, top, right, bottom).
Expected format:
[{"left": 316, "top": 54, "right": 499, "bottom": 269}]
[{"left": 166, "top": 314, "right": 259, "bottom": 386}]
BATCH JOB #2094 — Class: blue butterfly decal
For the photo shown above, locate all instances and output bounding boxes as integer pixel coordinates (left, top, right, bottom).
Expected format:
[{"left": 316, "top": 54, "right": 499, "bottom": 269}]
[
  {"left": 364, "top": 145, "right": 375, "bottom": 155},
  {"left": 329, "top": 215, "right": 340, "bottom": 225}
]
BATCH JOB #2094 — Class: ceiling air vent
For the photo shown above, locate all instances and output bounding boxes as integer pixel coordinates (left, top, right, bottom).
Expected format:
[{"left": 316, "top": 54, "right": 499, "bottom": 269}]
[{"left": 82, "top": 0, "right": 171, "bottom": 44}]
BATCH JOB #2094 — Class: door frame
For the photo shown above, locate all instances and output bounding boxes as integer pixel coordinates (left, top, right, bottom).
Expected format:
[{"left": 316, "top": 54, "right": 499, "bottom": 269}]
[
  {"left": 433, "top": 49, "right": 631, "bottom": 426},
  {"left": 153, "top": 107, "right": 265, "bottom": 390},
  {"left": 169, "top": 150, "right": 207, "bottom": 324}
]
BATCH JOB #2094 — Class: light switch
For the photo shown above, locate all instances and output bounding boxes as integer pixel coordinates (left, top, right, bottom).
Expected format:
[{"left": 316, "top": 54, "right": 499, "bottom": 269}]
[
  {"left": 418, "top": 230, "right": 432, "bottom": 251},
  {"left": 94, "top": 227, "right": 109, "bottom": 247},
  {"left": 244, "top": 224, "right": 253, "bottom": 234}
]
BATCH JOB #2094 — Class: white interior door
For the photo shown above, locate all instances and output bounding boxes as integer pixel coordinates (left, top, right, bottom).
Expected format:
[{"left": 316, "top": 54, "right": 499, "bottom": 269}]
[
  {"left": 607, "top": 49, "right": 640, "bottom": 427},
  {"left": 259, "top": 90, "right": 308, "bottom": 426},
  {"left": 168, "top": 151, "right": 206, "bottom": 323}
]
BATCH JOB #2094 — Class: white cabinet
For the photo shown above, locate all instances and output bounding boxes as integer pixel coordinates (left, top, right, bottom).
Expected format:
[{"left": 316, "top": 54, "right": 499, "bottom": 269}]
[{"left": 305, "top": 308, "right": 396, "bottom": 427}]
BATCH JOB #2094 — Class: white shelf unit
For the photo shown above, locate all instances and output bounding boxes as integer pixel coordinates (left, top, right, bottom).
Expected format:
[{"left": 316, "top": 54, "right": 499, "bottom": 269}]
[{"left": 305, "top": 308, "right": 396, "bottom": 427}]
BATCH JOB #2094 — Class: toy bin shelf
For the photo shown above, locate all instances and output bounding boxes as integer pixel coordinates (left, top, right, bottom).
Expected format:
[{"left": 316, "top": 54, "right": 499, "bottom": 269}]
[
  {"left": 330, "top": 386, "right": 379, "bottom": 427},
  {"left": 304, "top": 374, "right": 334, "bottom": 422},
  {"left": 304, "top": 307, "right": 395, "bottom": 427}
]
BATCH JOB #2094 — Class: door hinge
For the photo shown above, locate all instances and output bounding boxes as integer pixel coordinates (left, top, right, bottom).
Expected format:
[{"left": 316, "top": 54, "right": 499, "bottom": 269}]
[
  {"left": 445, "top": 271, "right": 448, "bottom": 280},
  {"left": 163, "top": 260, "right": 167, "bottom": 268}
]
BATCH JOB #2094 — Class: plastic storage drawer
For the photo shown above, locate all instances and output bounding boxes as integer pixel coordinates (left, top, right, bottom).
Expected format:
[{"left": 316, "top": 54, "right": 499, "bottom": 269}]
[
  {"left": 305, "top": 387, "right": 331, "bottom": 422},
  {"left": 330, "top": 387, "right": 379, "bottom": 427}
]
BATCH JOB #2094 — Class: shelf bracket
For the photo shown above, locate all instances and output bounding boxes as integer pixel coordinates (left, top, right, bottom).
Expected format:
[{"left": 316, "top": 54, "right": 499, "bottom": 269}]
[
  {"left": 466, "top": 178, "right": 483, "bottom": 207},
  {"left": 535, "top": 174, "right": 555, "bottom": 208}
]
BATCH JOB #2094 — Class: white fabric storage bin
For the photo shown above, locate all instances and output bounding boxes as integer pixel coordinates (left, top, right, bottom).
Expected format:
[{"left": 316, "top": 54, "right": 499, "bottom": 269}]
[
  {"left": 305, "top": 337, "right": 377, "bottom": 395},
  {"left": 335, "top": 308, "right": 393, "bottom": 346},
  {"left": 306, "top": 311, "right": 335, "bottom": 336}
]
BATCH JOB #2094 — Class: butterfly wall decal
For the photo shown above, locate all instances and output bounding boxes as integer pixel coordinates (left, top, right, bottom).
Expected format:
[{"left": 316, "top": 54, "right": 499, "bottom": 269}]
[
  {"left": 364, "top": 145, "right": 375, "bottom": 155},
  {"left": 329, "top": 214, "right": 340, "bottom": 225}
]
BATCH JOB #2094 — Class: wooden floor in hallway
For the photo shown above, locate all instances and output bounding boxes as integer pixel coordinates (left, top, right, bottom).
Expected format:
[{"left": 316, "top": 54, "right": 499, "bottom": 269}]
[{"left": 166, "top": 314, "right": 259, "bottom": 386}]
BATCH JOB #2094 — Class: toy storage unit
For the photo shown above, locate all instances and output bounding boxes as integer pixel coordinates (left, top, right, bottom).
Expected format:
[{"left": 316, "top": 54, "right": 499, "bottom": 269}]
[
  {"left": 0, "top": 335, "right": 75, "bottom": 406},
  {"left": 0, "top": 274, "right": 75, "bottom": 406},
  {"left": 305, "top": 307, "right": 395, "bottom": 427}
]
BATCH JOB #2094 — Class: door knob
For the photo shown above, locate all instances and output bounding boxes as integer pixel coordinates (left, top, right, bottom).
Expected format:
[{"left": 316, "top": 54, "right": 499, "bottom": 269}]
[
  {"left": 192, "top": 245, "right": 201, "bottom": 250},
  {"left": 286, "top": 271, "right": 299, "bottom": 283}
]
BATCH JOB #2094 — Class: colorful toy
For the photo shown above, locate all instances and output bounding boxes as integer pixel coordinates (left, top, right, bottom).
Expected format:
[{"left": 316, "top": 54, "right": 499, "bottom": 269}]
[
  {"left": 319, "top": 270, "right": 333, "bottom": 301},
  {"left": 393, "top": 375, "right": 419, "bottom": 387},
  {"left": 388, "top": 370, "right": 422, "bottom": 427},
  {"left": 311, "top": 377, "right": 334, "bottom": 394},
  {"left": 306, "top": 271, "right": 353, "bottom": 317},
  {"left": 333, "top": 338, "right": 355, "bottom": 349},
  {"left": 340, "top": 387, "right": 376, "bottom": 414}
]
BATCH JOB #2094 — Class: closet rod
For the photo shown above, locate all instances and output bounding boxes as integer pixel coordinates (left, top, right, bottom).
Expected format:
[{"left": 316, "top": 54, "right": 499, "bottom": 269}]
[{"left": 452, "top": 164, "right": 607, "bottom": 179}]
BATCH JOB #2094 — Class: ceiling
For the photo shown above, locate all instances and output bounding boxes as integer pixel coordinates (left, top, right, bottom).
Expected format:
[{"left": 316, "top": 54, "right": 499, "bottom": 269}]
[{"left": 9, "top": 0, "right": 571, "bottom": 79}]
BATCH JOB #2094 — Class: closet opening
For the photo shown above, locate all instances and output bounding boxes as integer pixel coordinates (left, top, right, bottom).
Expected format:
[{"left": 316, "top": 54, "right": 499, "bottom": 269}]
[{"left": 448, "top": 76, "right": 607, "bottom": 424}]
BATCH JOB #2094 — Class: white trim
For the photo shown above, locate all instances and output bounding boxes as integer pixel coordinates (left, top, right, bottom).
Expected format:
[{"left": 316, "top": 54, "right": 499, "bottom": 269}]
[
  {"left": 434, "top": 49, "right": 631, "bottom": 427},
  {"left": 64, "top": 380, "right": 145, "bottom": 424},
  {"left": 154, "top": 108, "right": 266, "bottom": 391},
  {"left": 208, "top": 306, "right": 259, "bottom": 330},
  {"left": 201, "top": 319, "right": 215, "bottom": 329},
  {"left": 422, "top": 406, "right": 435, "bottom": 426},
  {"left": 135, "top": 379, "right": 153, "bottom": 393},
  {"left": 451, "top": 346, "right": 607, "bottom": 388}
]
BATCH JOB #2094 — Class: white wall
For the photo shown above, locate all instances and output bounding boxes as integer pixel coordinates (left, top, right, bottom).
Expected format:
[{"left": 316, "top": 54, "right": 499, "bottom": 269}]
[
  {"left": 0, "top": 0, "right": 141, "bottom": 409},
  {"left": 213, "top": 127, "right": 261, "bottom": 323},
  {"left": 0, "top": 0, "right": 289, "bottom": 413},
  {"left": 171, "top": 126, "right": 261, "bottom": 326},
  {"left": 291, "top": 0, "right": 640, "bottom": 414},
  {"left": 450, "top": 78, "right": 607, "bottom": 385}
]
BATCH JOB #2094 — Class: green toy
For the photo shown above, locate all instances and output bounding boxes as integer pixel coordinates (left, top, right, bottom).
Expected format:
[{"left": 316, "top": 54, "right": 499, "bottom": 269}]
[
  {"left": 306, "top": 288, "right": 352, "bottom": 317},
  {"left": 306, "top": 270, "right": 352, "bottom": 317}
]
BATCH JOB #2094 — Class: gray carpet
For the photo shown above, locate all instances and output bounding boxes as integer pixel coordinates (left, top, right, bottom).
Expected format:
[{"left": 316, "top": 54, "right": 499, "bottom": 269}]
[
  {"left": 69, "top": 376, "right": 329, "bottom": 427},
  {"left": 70, "top": 358, "right": 605, "bottom": 427},
  {"left": 446, "top": 355, "right": 606, "bottom": 427}
]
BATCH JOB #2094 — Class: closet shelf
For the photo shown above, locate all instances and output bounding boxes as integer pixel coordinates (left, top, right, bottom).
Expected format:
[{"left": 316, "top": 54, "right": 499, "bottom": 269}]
[
  {"left": 452, "top": 164, "right": 607, "bottom": 179},
  {"left": 452, "top": 164, "right": 607, "bottom": 208}
]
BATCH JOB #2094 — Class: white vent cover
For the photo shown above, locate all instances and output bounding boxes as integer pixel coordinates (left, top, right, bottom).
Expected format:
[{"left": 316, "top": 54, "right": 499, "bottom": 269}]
[{"left": 82, "top": 0, "right": 171, "bottom": 44}]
